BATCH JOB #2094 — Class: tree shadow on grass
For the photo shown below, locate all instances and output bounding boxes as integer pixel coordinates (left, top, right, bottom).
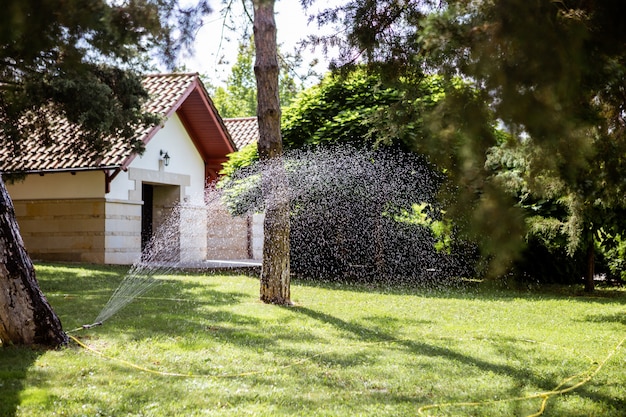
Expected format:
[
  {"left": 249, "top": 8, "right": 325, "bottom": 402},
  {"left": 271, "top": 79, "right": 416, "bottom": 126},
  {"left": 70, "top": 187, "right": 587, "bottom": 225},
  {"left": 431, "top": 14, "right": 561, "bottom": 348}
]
[
  {"left": 0, "top": 346, "right": 42, "bottom": 417},
  {"left": 42, "top": 265, "right": 322, "bottom": 365},
  {"left": 287, "top": 305, "right": 626, "bottom": 414},
  {"left": 583, "top": 312, "right": 626, "bottom": 326},
  {"left": 290, "top": 306, "right": 577, "bottom": 401},
  {"left": 574, "top": 312, "right": 626, "bottom": 412},
  {"left": 0, "top": 263, "right": 120, "bottom": 417},
  {"left": 28, "top": 263, "right": 624, "bottom": 414}
]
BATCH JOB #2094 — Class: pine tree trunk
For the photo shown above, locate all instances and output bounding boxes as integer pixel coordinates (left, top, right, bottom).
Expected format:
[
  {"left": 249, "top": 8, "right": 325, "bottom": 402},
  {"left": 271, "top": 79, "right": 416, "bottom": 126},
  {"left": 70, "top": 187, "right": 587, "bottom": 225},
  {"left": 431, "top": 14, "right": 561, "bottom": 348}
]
[
  {"left": 0, "top": 177, "right": 68, "bottom": 347},
  {"left": 584, "top": 241, "right": 595, "bottom": 293},
  {"left": 253, "top": 0, "right": 291, "bottom": 305}
]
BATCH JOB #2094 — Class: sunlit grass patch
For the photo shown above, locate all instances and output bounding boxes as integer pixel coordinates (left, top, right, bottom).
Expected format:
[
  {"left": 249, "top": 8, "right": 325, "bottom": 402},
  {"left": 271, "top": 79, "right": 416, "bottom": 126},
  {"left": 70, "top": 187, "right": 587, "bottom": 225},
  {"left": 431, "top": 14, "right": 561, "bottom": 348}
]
[{"left": 0, "top": 263, "right": 624, "bottom": 416}]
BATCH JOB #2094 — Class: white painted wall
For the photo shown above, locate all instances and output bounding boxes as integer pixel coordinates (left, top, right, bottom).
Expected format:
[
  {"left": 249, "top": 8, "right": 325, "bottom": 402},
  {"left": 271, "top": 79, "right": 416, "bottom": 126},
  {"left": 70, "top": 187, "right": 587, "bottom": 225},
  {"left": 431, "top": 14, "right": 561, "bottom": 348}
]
[
  {"left": 106, "top": 169, "right": 134, "bottom": 201},
  {"left": 119, "top": 113, "right": 206, "bottom": 204}
]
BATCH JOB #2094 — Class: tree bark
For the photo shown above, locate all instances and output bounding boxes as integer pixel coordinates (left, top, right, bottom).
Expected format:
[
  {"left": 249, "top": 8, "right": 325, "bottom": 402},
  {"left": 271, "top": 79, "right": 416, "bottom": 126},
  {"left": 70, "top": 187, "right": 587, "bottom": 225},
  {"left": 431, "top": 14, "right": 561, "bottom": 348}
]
[
  {"left": 584, "top": 240, "right": 595, "bottom": 293},
  {"left": 253, "top": 0, "right": 291, "bottom": 305},
  {"left": 0, "top": 176, "right": 67, "bottom": 347}
]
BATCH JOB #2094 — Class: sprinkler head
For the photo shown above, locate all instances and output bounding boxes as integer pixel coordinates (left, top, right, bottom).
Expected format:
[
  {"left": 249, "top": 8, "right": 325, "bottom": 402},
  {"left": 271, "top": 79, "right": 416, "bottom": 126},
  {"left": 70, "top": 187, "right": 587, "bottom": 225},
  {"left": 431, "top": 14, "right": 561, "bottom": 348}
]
[{"left": 81, "top": 321, "right": 103, "bottom": 329}]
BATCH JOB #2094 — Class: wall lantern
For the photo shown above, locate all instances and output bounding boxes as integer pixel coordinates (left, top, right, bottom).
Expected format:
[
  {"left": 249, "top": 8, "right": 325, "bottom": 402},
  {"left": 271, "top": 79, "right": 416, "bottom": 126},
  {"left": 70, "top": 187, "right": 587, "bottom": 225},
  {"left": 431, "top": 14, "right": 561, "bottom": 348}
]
[{"left": 159, "top": 150, "right": 171, "bottom": 166}]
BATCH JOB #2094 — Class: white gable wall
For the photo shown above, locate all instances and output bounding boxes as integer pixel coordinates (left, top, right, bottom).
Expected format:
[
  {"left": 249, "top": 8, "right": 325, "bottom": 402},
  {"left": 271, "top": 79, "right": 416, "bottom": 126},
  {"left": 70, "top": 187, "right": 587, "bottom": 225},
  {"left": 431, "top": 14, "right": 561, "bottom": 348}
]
[
  {"left": 111, "top": 113, "right": 206, "bottom": 203},
  {"left": 106, "top": 113, "right": 207, "bottom": 264}
]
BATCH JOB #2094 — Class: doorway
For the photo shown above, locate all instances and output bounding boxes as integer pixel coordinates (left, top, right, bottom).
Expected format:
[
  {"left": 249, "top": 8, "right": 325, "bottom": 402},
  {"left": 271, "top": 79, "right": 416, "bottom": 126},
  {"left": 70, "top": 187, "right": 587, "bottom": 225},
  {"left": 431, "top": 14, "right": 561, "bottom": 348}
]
[
  {"left": 141, "top": 183, "right": 181, "bottom": 260},
  {"left": 141, "top": 183, "right": 154, "bottom": 253}
]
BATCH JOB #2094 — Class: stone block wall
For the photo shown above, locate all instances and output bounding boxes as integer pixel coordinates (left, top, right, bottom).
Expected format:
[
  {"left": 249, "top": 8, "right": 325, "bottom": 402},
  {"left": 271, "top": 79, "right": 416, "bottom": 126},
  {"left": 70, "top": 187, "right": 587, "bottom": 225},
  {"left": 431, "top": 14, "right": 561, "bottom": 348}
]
[
  {"left": 14, "top": 197, "right": 262, "bottom": 265},
  {"left": 251, "top": 213, "right": 264, "bottom": 260},
  {"left": 14, "top": 199, "right": 106, "bottom": 263},
  {"left": 206, "top": 205, "right": 250, "bottom": 260},
  {"left": 104, "top": 200, "right": 142, "bottom": 264},
  {"left": 179, "top": 204, "right": 209, "bottom": 263}
]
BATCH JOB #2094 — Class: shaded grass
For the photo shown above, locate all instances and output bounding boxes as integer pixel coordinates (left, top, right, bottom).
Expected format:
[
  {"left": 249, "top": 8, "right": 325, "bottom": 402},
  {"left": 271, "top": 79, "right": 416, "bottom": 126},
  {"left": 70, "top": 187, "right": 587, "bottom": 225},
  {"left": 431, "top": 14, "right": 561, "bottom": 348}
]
[{"left": 0, "top": 263, "right": 625, "bottom": 416}]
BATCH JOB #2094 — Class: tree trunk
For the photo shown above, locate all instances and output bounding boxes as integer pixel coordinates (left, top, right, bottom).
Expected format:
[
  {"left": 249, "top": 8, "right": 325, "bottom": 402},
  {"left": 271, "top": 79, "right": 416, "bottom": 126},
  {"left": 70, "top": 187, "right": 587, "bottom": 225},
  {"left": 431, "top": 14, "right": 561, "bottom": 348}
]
[
  {"left": 0, "top": 177, "right": 67, "bottom": 347},
  {"left": 584, "top": 240, "right": 595, "bottom": 293},
  {"left": 253, "top": 0, "right": 291, "bottom": 305}
]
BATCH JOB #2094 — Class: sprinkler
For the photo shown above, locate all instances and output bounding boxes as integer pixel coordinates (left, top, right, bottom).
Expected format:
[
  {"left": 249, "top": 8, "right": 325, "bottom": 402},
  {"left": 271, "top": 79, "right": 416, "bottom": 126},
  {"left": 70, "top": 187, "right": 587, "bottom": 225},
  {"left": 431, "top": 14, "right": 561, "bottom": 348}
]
[{"left": 81, "top": 321, "right": 103, "bottom": 330}]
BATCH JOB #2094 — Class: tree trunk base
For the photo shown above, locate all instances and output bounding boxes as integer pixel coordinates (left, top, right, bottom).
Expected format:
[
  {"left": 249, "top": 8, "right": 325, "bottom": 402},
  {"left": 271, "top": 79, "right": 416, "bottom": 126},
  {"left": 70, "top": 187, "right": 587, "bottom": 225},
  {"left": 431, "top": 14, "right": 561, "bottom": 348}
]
[
  {"left": 0, "top": 177, "right": 67, "bottom": 348},
  {"left": 584, "top": 242, "right": 595, "bottom": 293}
]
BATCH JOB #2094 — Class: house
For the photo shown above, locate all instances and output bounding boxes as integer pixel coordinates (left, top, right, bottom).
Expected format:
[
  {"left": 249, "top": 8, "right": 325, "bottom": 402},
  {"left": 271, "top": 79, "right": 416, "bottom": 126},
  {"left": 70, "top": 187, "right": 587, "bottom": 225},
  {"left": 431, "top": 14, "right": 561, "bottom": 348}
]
[{"left": 0, "top": 73, "right": 239, "bottom": 265}]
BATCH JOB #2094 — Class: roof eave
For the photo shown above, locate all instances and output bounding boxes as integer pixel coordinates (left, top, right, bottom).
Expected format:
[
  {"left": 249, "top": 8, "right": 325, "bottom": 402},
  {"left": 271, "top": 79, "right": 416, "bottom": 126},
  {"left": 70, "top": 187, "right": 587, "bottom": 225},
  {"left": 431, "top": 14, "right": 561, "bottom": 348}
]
[{"left": 2, "top": 165, "right": 121, "bottom": 175}]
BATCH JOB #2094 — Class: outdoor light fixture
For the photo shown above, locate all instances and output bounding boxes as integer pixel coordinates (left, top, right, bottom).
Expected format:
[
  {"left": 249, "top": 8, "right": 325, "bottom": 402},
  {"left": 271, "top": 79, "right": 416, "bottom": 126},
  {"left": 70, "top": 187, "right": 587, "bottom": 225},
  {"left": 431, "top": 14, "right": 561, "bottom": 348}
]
[{"left": 159, "top": 150, "right": 170, "bottom": 166}]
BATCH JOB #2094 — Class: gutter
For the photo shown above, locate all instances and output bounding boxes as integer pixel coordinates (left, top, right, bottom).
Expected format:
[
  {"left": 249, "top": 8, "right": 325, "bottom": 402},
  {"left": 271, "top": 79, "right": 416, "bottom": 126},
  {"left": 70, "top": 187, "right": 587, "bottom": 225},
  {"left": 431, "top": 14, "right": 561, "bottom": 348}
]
[
  {"left": 1, "top": 165, "right": 122, "bottom": 175},
  {"left": 1, "top": 165, "right": 124, "bottom": 194}
]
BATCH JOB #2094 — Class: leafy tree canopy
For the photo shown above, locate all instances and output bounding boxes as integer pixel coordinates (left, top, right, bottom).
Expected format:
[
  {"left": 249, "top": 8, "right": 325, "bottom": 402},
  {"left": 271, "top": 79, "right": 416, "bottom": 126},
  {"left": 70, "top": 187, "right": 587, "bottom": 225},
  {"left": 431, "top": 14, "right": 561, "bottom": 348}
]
[
  {"left": 1, "top": 0, "right": 210, "bottom": 157},
  {"left": 281, "top": 68, "right": 404, "bottom": 149},
  {"left": 309, "top": 0, "right": 626, "bottom": 282},
  {"left": 0, "top": 0, "right": 210, "bottom": 347},
  {"left": 220, "top": 67, "right": 452, "bottom": 175},
  {"left": 207, "top": 37, "right": 304, "bottom": 119}
]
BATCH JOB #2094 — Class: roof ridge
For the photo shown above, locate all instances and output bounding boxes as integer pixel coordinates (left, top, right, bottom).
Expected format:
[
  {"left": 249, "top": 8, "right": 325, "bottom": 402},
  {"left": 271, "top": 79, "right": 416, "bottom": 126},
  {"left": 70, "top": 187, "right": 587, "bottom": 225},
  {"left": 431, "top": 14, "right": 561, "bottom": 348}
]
[
  {"left": 223, "top": 116, "right": 258, "bottom": 121},
  {"left": 143, "top": 72, "right": 199, "bottom": 78}
]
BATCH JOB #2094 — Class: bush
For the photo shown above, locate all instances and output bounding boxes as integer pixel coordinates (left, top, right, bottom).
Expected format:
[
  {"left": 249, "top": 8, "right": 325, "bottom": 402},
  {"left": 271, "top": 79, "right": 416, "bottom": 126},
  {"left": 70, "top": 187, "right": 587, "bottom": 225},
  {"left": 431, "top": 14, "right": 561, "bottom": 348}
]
[
  {"left": 219, "top": 146, "right": 476, "bottom": 284},
  {"left": 511, "top": 238, "right": 586, "bottom": 285}
]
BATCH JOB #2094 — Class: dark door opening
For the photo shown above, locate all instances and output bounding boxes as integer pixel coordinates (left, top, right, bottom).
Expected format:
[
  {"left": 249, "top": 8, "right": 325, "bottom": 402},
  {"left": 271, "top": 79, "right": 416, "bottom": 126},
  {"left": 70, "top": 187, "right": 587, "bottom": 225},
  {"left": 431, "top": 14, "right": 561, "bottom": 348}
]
[{"left": 141, "top": 183, "right": 154, "bottom": 253}]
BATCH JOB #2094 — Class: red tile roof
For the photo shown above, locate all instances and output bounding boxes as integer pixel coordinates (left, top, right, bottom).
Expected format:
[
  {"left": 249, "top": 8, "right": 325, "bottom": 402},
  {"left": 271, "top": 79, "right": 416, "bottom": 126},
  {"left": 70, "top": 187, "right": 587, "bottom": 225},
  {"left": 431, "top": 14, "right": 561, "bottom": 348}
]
[
  {"left": 223, "top": 117, "right": 259, "bottom": 150},
  {"left": 0, "top": 73, "right": 236, "bottom": 174}
]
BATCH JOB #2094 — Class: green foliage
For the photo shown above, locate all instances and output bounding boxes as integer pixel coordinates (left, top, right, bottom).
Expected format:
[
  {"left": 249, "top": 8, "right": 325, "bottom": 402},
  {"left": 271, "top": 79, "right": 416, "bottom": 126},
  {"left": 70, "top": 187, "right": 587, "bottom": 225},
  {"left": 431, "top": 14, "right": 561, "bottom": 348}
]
[
  {"left": 599, "top": 234, "right": 626, "bottom": 282},
  {"left": 208, "top": 37, "right": 303, "bottom": 118},
  {"left": 210, "top": 40, "right": 257, "bottom": 118},
  {"left": 373, "top": 71, "right": 522, "bottom": 275},
  {"left": 219, "top": 68, "right": 475, "bottom": 280},
  {"left": 281, "top": 68, "right": 405, "bottom": 149},
  {"left": 218, "top": 68, "right": 395, "bottom": 176},
  {"left": 314, "top": 1, "right": 626, "bottom": 282},
  {"left": 218, "top": 143, "right": 261, "bottom": 216},
  {"left": 487, "top": 136, "right": 626, "bottom": 284},
  {"left": 220, "top": 142, "right": 259, "bottom": 177},
  {"left": 392, "top": 203, "right": 453, "bottom": 253},
  {"left": 218, "top": 146, "right": 474, "bottom": 282},
  {"left": 221, "top": 67, "right": 450, "bottom": 171},
  {"left": 1, "top": 0, "right": 210, "bottom": 157},
  {"left": 433, "top": 1, "right": 626, "bottom": 283},
  {"left": 211, "top": 86, "right": 241, "bottom": 120}
]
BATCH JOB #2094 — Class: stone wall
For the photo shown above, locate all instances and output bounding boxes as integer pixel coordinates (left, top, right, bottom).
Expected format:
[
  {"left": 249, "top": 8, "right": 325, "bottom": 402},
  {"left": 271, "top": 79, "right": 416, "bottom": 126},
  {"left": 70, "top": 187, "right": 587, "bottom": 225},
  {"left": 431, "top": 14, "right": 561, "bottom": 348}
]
[
  {"left": 104, "top": 199, "right": 142, "bottom": 264},
  {"left": 206, "top": 207, "right": 264, "bottom": 261},
  {"left": 14, "top": 199, "right": 107, "bottom": 263},
  {"left": 15, "top": 197, "right": 261, "bottom": 265},
  {"left": 179, "top": 204, "right": 209, "bottom": 263},
  {"left": 206, "top": 205, "right": 250, "bottom": 260},
  {"left": 251, "top": 213, "right": 264, "bottom": 260}
]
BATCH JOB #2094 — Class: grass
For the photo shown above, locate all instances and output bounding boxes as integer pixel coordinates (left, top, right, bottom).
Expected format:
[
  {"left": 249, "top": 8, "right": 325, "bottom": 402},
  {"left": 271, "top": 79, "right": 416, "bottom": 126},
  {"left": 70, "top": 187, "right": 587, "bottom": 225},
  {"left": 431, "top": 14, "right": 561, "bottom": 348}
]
[{"left": 1, "top": 263, "right": 625, "bottom": 417}]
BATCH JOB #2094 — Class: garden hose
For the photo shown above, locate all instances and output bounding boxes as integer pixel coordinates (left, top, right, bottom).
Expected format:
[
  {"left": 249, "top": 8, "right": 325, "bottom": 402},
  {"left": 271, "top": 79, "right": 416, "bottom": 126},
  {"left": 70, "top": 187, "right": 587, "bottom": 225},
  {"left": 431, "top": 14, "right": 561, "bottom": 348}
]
[
  {"left": 66, "top": 323, "right": 625, "bottom": 416},
  {"left": 417, "top": 333, "right": 626, "bottom": 417},
  {"left": 68, "top": 333, "right": 333, "bottom": 379}
]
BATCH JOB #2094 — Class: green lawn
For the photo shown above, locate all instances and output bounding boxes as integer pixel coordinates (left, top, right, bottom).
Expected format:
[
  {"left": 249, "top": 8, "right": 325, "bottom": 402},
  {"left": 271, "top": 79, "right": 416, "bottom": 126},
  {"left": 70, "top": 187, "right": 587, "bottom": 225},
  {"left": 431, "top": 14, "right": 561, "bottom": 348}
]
[{"left": 1, "top": 263, "right": 625, "bottom": 417}]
